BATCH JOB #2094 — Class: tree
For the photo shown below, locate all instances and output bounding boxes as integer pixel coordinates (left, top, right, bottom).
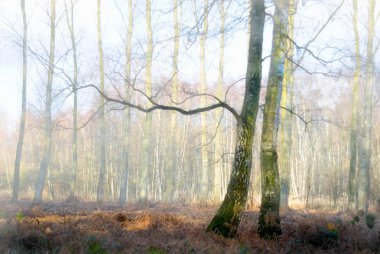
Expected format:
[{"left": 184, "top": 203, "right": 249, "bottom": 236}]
[
  {"left": 64, "top": 0, "right": 78, "bottom": 196},
  {"left": 96, "top": 0, "right": 107, "bottom": 202},
  {"left": 207, "top": 0, "right": 265, "bottom": 237},
  {"left": 279, "top": 0, "right": 296, "bottom": 212},
  {"left": 34, "top": 0, "right": 56, "bottom": 202},
  {"left": 212, "top": 0, "right": 226, "bottom": 203},
  {"left": 258, "top": 0, "right": 289, "bottom": 239},
  {"left": 348, "top": 0, "right": 360, "bottom": 209},
  {"left": 169, "top": 0, "right": 180, "bottom": 202},
  {"left": 84, "top": 0, "right": 263, "bottom": 237},
  {"left": 119, "top": 0, "right": 133, "bottom": 206},
  {"left": 199, "top": 0, "right": 209, "bottom": 202},
  {"left": 141, "top": 0, "right": 153, "bottom": 201},
  {"left": 12, "top": 0, "right": 27, "bottom": 202},
  {"left": 357, "top": 0, "right": 375, "bottom": 214}
]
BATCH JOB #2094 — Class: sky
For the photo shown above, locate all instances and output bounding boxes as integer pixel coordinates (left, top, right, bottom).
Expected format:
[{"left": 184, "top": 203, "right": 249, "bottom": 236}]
[
  {"left": 0, "top": 0, "right": 378, "bottom": 123},
  {"left": 0, "top": 0, "right": 253, "bottom": 121}
]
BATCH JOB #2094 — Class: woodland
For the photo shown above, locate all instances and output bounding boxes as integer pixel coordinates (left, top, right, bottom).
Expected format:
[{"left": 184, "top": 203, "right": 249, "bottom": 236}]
[{"left": 0, "top": 0, "right": 380, "bottom": 253}]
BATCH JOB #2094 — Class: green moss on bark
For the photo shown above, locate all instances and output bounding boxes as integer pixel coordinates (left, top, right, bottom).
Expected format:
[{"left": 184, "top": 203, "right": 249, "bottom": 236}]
[
  {"left": 207, "top": 0, "right": 265, "bottom": 238},
  {"left": 258, "top": 150, "right": 282, "bottom": 239}
]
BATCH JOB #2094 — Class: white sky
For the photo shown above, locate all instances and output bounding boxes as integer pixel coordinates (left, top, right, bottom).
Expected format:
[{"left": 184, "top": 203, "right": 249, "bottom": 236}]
[{"left": 0, "top": 0, "right": 378, "bottom": 121}]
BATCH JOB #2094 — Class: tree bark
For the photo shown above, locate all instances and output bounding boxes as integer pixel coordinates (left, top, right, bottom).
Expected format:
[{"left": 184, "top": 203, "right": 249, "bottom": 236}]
[
  {"left": 64, "top": 0, "right": 78, "bottom": 196},
  {"left": 170, "top": 0, "right": 180, "bottom": 202},
  {"left": 13, "top": 0, "right": 27, "bottom": 202},
  {"left": 199, "top": 0, "right": 209, "bottom": 202},
  {"left": 207, "top": 0, "right": 265, "bottom": 237},
  {"left": 258, "top": 0, "right": 289, "bottom": 239},
  {"left": 141, "top": 0, "right": 153, "bottom": 201},
  {"left": 279, "top": 0, "right": 296, "bottom": 212},
  {"left": 96, "top": 0, "right": 107, "bottom": 202},
  {"left": 212, "top": 0, "right": 226, "bottom": 203},
  {"left": 119, "top": 0, "right": 133, "bottom": 206},
  {"left": 348, "top": 0, "right": 360, "bottom": 209},
  {"left": 34, "top": 0, "right": 56, "bottom": 202},
  {"left": 357, "top": 0, "right": 375, "bottom": 214}
]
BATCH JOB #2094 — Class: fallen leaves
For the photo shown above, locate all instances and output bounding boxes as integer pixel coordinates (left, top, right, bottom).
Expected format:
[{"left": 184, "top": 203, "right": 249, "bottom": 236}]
[{"left": 0, "top": 201, "right": 378, "bottom": 253}]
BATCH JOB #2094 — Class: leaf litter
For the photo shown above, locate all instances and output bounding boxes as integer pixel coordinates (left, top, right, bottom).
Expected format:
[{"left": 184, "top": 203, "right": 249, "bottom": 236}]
[{"left": 0, "top": 200, "right": 379, "bottom": 253}]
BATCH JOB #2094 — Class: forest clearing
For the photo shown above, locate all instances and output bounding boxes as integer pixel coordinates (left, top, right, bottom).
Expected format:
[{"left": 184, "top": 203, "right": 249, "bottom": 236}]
[{"left": 0, "top": 199, "right": 379, "bottom": 253}]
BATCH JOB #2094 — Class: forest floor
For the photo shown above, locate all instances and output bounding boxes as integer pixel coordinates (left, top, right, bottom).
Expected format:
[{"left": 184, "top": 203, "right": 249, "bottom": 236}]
[{"left": 0, "top": 198, "right": 379, "bottom": 253}]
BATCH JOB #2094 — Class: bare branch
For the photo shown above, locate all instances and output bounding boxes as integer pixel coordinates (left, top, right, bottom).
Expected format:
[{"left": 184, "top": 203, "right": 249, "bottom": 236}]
[{"left": 78, "top": 84, "right": 241, "bottom": 120}]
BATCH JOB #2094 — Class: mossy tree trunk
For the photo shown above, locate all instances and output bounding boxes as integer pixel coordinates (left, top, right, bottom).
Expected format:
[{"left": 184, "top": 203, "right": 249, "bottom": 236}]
[
  {"left": 207, "top": 0, "right": 265, "bottom": 237},
  {"left": 13, "top": 0, "right": 27, "bottom": 202},
  {"left": 258, "top": 0, "right": 289, "bottom": 239}
]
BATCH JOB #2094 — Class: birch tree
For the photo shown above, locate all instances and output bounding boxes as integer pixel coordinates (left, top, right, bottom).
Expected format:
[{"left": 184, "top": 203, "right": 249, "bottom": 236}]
[
  {"left": 13, "top": 0, "right": 27, "bottom": 202},
  {"left": 348, "top": 0, "right": 360, "bottom": 209},
  {"left": 199, "top": 0, "right": 209, "bottom": 202},
  {"left": 119, "top": 0, "right": 133, "bottom": 206},
  {"left": 141, "top": 0, "right": 153, "bottom": 201},
  {"left": 96, "top": 0, "right": 107, "bottom": 202},
  {"left": 279, "top": 0, "right": 296, "bottom": 212},
  {"left": 357, "top": 0, "right": 375, "bottom": 213},
  {"left": 34, "top": 0, "right": 56, "bottom": 201},
  {"left": 64, "top": 0, "right": 78, "bottom": 196},
  {"left": 207, "top": 0, "right": 265, "bottom": 237},
  {"left": 258, "top": 0, "right": 289, "bottom": 239},
  {"left": 212, "top": 0, "right": 226, "bottom": 203},
  {"left": 170, "top": 0, "right": 180, "bottom": 201}
]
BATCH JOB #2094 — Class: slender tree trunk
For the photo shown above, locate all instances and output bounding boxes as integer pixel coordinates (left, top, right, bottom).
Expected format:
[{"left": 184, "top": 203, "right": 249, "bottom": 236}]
[
  {"left": 96, "top": 0, "right": 107, "bottom": 202},
  {"left": 357, "top": 0, "right": 375, "bottom": 214},
  {"left": 65, "top": 0, "right": 78, "bottom": 196},
  {"left": 141, "top": 0, "right": 153, "bottom": 201},
  {"left": 119, "top": 0, "right": 133, "bottom": 206},
  {"left": 34, "top": 0, "right": 56, "bottom": 202},
  {"left": 258, "top": 0, "right": 289, "bottom": 239},
  {"left": 207, "top": 0, "right": 265, "bottom": 237},
  {"left": 13, "top": 0, "right": 27, "bottom": 202},
  {"left": 212, "top": 0, "right": 226, "bottom": 203},
  {"left": 170, "top": 0, "right": 180, "bottom": 202},
  {"left": 279, "top": 0, "right": 296, "bottom": 212},
  {"left": 348, "top": 0, "right": 360, "bottom": 208},
  {"left": 199, "top": 0, "right": 209, "bottom": 202}
]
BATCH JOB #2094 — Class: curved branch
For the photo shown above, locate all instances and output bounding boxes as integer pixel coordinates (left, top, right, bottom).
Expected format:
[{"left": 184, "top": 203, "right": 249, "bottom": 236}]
[{"left": 78, "top": 84, "right": 241, "bottom": 121}]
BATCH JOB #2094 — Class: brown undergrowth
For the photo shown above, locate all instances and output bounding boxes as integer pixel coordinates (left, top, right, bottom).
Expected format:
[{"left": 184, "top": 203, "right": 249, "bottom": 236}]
[{"left": 0, "top": 200, "right": 379, "bottom": 253}]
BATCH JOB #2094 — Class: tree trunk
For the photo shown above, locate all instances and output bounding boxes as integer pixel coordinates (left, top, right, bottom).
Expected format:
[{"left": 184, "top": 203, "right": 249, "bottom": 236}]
[
  {"left": 119, "top": 0, "right": 133, "bottom": 206},
  {"left": 34, "top": 0, "right": 55, "bottom": 202},
  {"left": 212, "top": 0, "right": 226, "bottom": 203},
  {"left": 170, "top": 0, "right": 180, "bottom": 202},
  {"left": 13, "top": 0, "right": 27, "bottom": 202},
  {"left": 96, "top": 0, "right": 107, "bottom": 202},
  {"left": 258, "top": 0, "right": 289, "bottom": 239},
  {"left": 199, "top": 0, "right": 209, "bottom": 202},
  {"left": 357, "top": 0, "right": 375, "bottom": 214},
  {"left": 279, "top": 0, "right": 296, "bottom": 212},
  {"left": 64, "top": 0, "right": 78, "bottom": 196},
  {"left": 348, "top": 0, "right": 360, "bottom": 208},
  {"left": 207, "top": 0, "right": 265, "bottom": 237},
  {"left": 141, "top": 0, "right": 153, "bottom": 201}
]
